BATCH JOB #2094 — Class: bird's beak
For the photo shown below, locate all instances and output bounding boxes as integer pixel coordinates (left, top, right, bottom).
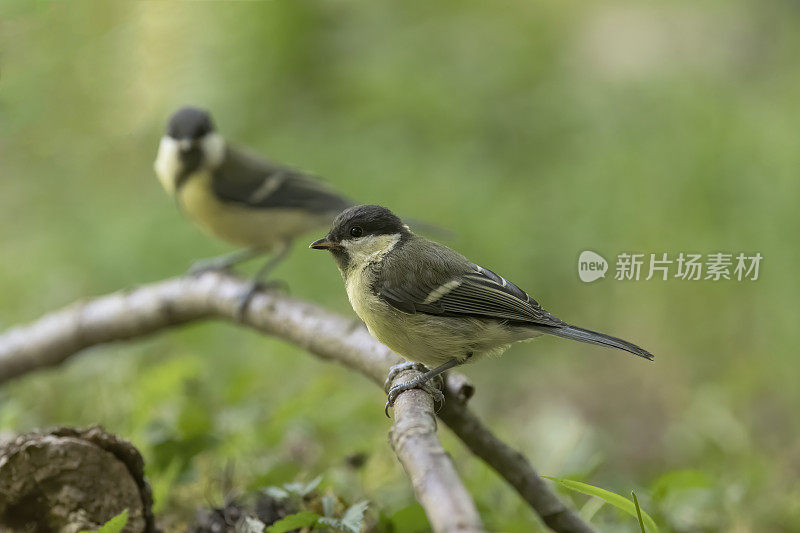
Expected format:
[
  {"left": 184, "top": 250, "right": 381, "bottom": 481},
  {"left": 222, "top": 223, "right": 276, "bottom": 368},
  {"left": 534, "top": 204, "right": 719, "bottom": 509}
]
[
  {"left": 178, "top": 139, "right": 194, "bottom": 152},
  {"left": 309, "top": 236, "right": 335, "bottom": 250}
]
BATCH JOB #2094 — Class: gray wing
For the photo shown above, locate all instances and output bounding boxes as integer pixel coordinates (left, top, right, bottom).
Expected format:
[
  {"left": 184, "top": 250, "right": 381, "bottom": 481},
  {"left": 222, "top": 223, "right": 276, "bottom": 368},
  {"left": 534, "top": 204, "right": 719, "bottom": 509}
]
[
  {"left": 377, "top": 240, "right": 565, "bottom": 327},
  {"left": 212, "top": 147, "right": 353, "bottom": 214}
]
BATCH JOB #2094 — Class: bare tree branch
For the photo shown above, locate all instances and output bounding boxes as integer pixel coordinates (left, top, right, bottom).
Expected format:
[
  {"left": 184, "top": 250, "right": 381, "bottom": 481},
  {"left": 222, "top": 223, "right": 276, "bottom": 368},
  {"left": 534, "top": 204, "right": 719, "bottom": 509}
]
[
  {"left": 389, "top": 368, "right": 484, "bottom": 532},
  {"left": 0, "top": 272, "right": 595, "bottom": 533}
]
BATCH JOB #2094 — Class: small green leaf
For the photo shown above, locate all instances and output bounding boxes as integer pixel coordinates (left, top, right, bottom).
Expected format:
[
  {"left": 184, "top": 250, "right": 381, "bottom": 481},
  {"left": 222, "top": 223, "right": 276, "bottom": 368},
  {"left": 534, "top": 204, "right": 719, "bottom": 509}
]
[
  {"left": 340, "top": 500, "right": 369, "bottom": 533},
  {"left": 266, "top": 511, "right": 321, "bottom": 533},
  {"left": 544, "top": 477, "right": 659, "bottom": 532},
  {"left": 80, "top": 509, "right": 129, "bottom": 533}
]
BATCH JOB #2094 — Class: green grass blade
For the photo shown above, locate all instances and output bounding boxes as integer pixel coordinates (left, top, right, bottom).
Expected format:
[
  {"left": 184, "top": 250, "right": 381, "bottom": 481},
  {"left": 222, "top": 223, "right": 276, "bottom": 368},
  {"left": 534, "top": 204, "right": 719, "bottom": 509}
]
[
  {"left": 544, "top": 477, "right": 658, "bottom": 532},
  {"left": 632, "top": 491, "right": 646, "bottom": 533},
  {"left": 266, "top": 511, "right": 321, "bottom": 533}
]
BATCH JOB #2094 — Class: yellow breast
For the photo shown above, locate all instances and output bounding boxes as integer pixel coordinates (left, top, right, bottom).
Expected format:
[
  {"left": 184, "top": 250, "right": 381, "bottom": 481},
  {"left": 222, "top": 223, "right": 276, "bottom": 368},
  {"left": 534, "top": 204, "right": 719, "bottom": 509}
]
[{"left": 176, "top": 173, "right": 327, "bottom": 249}]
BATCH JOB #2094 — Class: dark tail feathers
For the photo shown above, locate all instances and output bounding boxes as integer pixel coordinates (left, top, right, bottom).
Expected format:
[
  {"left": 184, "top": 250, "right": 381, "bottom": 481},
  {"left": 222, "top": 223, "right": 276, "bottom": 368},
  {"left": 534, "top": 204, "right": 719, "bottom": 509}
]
[{"left": 539, "top": 324, "right": 654, "bottom": 361}]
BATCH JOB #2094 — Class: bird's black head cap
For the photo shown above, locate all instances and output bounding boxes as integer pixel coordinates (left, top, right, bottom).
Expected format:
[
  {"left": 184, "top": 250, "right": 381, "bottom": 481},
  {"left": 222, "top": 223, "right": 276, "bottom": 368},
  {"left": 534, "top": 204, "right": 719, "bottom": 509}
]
[
  {"left": 329, "top": 205, "right": 409, "bottom": 243},
  {"left": 166, "top": 106, "right": 215, "bottom": 140}
]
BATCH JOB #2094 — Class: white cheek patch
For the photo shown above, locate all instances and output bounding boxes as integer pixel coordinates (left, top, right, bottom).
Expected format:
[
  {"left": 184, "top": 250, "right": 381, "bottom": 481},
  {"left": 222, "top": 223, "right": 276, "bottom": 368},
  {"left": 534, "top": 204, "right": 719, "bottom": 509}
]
[
  {"left": 154, "top": 136, "right": 181, "bottom": 195},
  {"left": 422, "top": 280, "right": 461, "bottom": 304},
  {"left": 154, "top": 133, "right": 227, "bottom": 195},
  {"left": 342, "top": 234, "right": 401, "bottom": 267},
  {"left": 202, "top": 132, "right": 226, "bottom": 168}
]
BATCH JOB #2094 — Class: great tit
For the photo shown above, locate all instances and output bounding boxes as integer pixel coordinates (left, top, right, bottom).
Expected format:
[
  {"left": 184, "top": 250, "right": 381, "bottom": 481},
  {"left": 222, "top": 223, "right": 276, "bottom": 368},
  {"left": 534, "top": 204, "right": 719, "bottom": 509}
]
[
  {"left": 310, "top": 205, "right": 654, "bottom": 413},
  {"left": 154, "top": 106, "right": 353, "bottom": 314}
]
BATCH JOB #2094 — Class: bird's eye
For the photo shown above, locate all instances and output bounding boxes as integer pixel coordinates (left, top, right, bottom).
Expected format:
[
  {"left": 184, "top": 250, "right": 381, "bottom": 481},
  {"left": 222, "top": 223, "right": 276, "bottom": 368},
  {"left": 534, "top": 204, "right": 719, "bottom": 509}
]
[{"left": 349, "top": 226, "right": 363, "bottom": 238}]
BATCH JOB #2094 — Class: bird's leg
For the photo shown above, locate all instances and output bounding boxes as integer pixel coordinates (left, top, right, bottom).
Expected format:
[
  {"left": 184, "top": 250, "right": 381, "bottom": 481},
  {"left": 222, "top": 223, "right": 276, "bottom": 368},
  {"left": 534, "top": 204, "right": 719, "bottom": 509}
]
[
  {"left": 384, "top": 361, "right": 429, "bottom": 393},
  {"left": 385, "top": 356, "right": 471, "bottom": 417},
  {"left": 235, "top": 241, "right": 292, "bottom": 320},
  {"left": 189, "top": 247, "right": 264, "bottom": 275}
]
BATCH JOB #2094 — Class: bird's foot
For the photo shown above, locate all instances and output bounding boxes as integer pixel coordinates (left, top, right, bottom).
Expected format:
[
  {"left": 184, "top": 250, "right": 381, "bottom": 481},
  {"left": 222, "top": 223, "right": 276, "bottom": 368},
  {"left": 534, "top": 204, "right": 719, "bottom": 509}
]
[
  {"left": 234, "top": 279, "right": 289, "bottom": 321},
  {"left": 384, "top": 361, "right": 429, "bottom": 393},
  {"left": 384, "top": 373, "right": 445, "bottom": 417}
]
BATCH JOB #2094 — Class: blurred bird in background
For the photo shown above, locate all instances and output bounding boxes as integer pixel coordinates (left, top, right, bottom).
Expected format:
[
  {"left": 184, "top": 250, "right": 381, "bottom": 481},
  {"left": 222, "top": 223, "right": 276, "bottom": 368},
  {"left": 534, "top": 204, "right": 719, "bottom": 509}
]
[
  {"left": 154, "top": 106, "right": 355, "bottom": 315},
  {"left": 155, "top": 107, "right": 447, "bottom": 317}
]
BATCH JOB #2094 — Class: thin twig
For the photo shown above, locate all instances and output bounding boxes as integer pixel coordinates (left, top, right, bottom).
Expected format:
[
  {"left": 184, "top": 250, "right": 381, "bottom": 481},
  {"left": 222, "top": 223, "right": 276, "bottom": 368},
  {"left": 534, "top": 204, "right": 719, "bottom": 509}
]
[{"left": 0, "top": 272, "right": 595, "bottom": 533}]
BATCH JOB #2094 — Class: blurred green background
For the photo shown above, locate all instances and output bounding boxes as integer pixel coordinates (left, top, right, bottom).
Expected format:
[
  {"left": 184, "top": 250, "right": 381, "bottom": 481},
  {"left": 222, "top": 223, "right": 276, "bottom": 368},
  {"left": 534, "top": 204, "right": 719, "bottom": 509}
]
[{"left": 1, "top": 1, "right": 799, "bottom": 531}]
